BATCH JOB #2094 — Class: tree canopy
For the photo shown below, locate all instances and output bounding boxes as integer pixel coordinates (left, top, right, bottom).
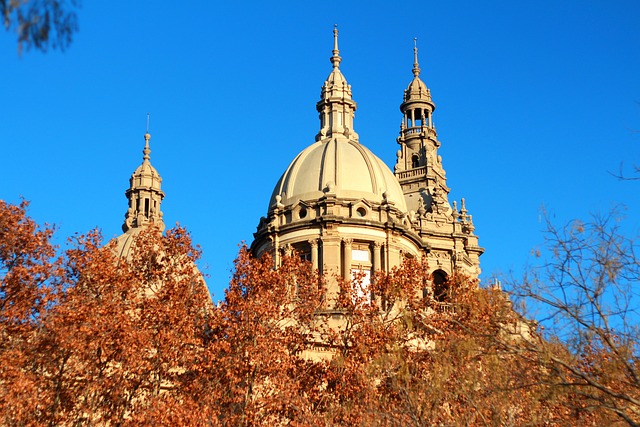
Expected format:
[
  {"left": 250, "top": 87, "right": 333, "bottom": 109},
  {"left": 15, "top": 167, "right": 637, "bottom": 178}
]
[{"left": 1, "top": 199, "right": 638, "bottom": 425}]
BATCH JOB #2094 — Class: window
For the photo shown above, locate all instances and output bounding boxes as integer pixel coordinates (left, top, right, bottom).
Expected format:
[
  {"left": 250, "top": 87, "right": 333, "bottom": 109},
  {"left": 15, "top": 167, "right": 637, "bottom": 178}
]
[
  {"left": 432, "top": 270, "right": 448, "bottom": 302},
  {"left": 412, "top": 155, "right": 420, "bottom": 168},
  {"left": 293, "top": 242, "right": 311, "bottom": 263},
  {"left": 300, "top": 252, "right": 311, "bottom": 262},
  {"left": 352, "top": 249, "right": 370, "bottom": 262},
  {"left": 351, "top": 268, "right": 371, "bottom": 303}
]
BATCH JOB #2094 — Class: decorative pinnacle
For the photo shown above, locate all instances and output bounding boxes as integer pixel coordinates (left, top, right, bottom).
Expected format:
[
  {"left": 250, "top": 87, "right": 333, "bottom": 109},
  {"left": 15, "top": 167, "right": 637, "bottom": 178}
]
[
  {"left": 143, "top": 113, "right": 151, "bottom": 162},
  {"left": 143, "top": 133, "right": 151, "bottom": 162},
  {"left": 412, "top": 37, "right": 421, "bottom": 77},
  {"left": 331, "top": 24, "right": 342, "bottom": 69}
]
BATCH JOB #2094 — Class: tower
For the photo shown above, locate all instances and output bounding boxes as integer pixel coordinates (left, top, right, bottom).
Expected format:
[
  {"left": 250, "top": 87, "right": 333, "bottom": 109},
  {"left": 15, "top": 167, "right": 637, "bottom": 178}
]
[
  {"left": 394, "top": 40, "right": 483, "bottom": 278},
  {"left": 394, "top": 39, "right": 441, "bottom": 213},
  {"left": 115, "top": 131, "right": 165, "bottom": 259}
]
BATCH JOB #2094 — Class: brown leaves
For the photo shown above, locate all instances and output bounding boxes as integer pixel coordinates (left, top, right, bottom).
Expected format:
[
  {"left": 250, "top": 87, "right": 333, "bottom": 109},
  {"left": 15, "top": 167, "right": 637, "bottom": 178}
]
[{"left": 1, "top": 200, "right": 636, "bottom": 426}]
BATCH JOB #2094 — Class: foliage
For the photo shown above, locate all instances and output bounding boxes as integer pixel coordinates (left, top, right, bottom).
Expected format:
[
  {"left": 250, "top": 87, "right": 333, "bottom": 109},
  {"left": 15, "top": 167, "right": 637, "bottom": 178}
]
[
  {"left": 508, "top": 209, "right": 640, "bottom": 426},
  {"left": 1, "top": 0, "right": 79, "bottom": 53},
  {"left": 1, "top": 200, "right": 635, "bottom": 425}
]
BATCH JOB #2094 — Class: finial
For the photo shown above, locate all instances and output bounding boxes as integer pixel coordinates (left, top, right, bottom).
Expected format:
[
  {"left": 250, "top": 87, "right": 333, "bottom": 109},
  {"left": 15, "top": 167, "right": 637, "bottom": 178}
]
[
  {"left": 143, "top": 113, "right": 151, "bottom": 162},
  {"left": 412, "top": 37, "right": 421, "bottom": 77},
  {"left": 331, "top": 24, "right": 342, "bottom": 69}
]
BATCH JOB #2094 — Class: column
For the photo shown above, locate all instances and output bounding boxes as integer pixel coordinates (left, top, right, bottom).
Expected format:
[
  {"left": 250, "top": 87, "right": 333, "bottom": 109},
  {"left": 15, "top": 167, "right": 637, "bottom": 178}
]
[
  {"left": 342, "top": 238, "right": 353, "bottom": 280},
  {"left": 373, "top": 241, "right": 382, "bottom": 272},
  {"left": 309, "top": 239, "right": 319, "bottom": 270}
]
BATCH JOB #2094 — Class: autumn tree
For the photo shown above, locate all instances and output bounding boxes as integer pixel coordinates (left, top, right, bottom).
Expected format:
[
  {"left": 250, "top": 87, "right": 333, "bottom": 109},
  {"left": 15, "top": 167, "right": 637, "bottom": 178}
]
[
  {"left": 0, "top": 200, "right": 58, "bottom": 423},
  {"left": 507, "top": 209, "right": 640, "bottom": 426},
  {"left": 196, "top": 247, "right": 329, "bottom": 426},
  {"left": 1, "top": 199, "right": 624, "bottom": 426},
  {"left": 0, "top": 200, "right": 213, "bottom": 426},
  {"left": 201, "top": 249, "right": 589, "bottom": 426}
]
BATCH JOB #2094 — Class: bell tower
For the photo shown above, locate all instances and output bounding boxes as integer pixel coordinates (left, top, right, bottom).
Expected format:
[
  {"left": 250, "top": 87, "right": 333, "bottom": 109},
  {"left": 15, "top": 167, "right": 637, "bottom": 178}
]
[
  {"left": 122, "top": 131, "right": 165, "bottom": 233},
  {"left": 394, "top": 40, "right": 483, "bottom": 278},
  {"left": 394, "top": 39, "right": 450, "bottom": 215}
]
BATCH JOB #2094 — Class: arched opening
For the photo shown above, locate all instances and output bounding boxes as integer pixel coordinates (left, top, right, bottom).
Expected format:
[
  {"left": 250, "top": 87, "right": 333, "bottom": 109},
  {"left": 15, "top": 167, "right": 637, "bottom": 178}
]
[
  {"left": 411, "top": 154, "right": 420, "bottom": 169},
  {"left": 432, "top": 269, "right": 449, "bottom": 302},
  {"left": 415, "top": 108, "right": 423, "bottom": 127}
]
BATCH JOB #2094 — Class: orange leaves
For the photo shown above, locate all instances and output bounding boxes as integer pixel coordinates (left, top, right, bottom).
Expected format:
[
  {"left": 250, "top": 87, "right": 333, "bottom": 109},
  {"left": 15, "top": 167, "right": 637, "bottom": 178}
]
[{"left": 2, "top": 200, "right": 636, "bottom": 425}]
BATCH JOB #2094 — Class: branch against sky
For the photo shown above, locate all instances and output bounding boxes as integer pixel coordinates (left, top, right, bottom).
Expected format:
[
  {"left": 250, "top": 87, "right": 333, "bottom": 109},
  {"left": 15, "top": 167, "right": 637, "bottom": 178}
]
[
  {"left": 506, "top": 207, "right": 640, "bottom": 426},
  {"left": 1, "top": 0, "right": 80, "bottom": 53}
]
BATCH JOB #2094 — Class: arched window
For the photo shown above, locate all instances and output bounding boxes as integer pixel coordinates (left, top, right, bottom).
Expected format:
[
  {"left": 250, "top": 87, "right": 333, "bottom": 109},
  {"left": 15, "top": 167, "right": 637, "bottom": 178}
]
[
  {"left": 411, "top": 154, "right": 420, "bottom": 169},
  {"left": 432, "top": 270, "right": 448, "bottom": 302}
]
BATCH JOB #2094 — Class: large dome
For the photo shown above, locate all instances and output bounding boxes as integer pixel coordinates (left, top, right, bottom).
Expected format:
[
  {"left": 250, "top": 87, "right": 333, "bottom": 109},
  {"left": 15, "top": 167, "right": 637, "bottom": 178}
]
[{"left": 269, "top": 138, "right": 408, "bottom": 213}]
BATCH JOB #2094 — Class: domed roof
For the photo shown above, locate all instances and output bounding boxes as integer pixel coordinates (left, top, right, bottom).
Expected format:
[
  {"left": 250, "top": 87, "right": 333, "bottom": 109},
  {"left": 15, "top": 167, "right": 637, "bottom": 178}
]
[
  {"left": 115, "top": 226, "right": 145, "bottom": 261},
  {"left": 128, "top": 133, "right": 162, "bottom": 193},
  {"left": 401, "top": 41, "right": 435, "bottom": 109},
  {"left": 269, "top": 138, "right": 407, "bottom": 213},
  {"left": 404, "top": 76, "right": 431, "bottom": 102}
]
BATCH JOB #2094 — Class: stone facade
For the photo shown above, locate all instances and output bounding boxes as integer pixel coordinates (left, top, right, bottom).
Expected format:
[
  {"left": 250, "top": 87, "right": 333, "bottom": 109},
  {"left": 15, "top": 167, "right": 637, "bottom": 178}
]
[{"left": 252, "top": 28, "right": 483, "bottom": 299}]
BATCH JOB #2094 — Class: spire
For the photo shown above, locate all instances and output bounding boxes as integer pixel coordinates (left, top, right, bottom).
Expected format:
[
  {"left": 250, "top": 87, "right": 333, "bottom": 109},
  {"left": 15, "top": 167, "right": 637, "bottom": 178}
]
[
  {"left": 122, "top": 124, "right": 165, "bottom": 233},
  {"left": 412, "top": 37, "right": 420, "bottom": 77},
  {"left": 143, "top": 132, "right": 151, "bottom": 162},
  {"left": 143, "top": 112, "right": 152, "bottom": 162},
  {"left": 331, "top": 24, "right": 342, "bottom": 69},
  {"left": 398, "top": 37, "right": 435, "bottom": 137},
  {"left": 315, "top": 25, "right": 358, "bottom": 142}
]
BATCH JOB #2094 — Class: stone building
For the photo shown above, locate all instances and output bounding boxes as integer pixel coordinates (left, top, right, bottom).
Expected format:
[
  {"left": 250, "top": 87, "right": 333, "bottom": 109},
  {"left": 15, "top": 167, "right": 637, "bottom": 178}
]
[{"left": 251, "top": 27, "right": 483, "bottom": 301}]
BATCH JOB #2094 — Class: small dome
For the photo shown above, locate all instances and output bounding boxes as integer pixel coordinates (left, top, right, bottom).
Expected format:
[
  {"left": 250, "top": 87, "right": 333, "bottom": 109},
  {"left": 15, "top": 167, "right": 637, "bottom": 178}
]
[
  {"left": 269, "top": 138, "right": 407, "bottom": 212},
  {"left": 404, "top": 76, "right": 433, "bottom": 105},
  {"left": 130, "top": 161, "right": 162, "bottom": 190}
]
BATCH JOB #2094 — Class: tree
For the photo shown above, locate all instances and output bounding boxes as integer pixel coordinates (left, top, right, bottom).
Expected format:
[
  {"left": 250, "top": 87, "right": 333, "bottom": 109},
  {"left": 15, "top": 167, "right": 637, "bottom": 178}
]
[
  {"left": 0, "top": 200, "right": 212, "bottom": 425},
  {"left": 0, "top": 199, "right": 617, "bottom": 426},
  {"left": 1, "top": 0, "right": 80, "bottom": 53},
  {"left": 0, "top": 199, "right": 58, "bottom": 425},
  {"left": 507, "top": 208, "right": 640, "bottom": 426}
]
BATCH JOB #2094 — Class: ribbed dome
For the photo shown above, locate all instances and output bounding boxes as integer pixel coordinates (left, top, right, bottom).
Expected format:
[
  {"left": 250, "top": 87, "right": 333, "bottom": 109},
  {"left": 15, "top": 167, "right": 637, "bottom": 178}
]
[
  {"left": 405, "top": 76, "right": 430, "bottom": 101},
  {"left": 115, "top": 227, "right": 145, "bottom": 261},
  {"left": 130, "top": 161, "right": 162, "bottom": 190},
  {"left": 269, "top": 138, "right": 407, "bottom": 213}
]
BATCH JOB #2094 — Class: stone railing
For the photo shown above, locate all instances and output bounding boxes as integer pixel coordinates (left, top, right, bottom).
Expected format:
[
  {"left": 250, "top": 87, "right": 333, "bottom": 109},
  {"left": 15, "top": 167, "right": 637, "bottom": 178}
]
[{"left": 397, "top": 166, "right": 427, "bottom": 180}]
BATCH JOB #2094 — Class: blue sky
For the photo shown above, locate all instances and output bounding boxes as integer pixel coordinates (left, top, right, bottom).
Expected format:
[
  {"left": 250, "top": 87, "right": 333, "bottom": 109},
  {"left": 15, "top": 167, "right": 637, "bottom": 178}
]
[{"left": 2, "top": 1, "right": 639, "bottom": 299}]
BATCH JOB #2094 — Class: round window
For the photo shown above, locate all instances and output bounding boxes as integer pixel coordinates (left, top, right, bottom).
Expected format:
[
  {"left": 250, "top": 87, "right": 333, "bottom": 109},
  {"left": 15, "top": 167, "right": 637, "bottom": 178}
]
[
  {"left": 356, "top": 207, "right": 366, "bottom": 217},
  {"left": 299, "top": 207, "right": 307, "bottom": 219}
]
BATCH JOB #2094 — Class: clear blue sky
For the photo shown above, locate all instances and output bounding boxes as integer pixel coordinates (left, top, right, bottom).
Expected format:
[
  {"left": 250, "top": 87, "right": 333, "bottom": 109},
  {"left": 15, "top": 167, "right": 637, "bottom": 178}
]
[{"left": 2, "top": 1, "right": 639, "bottom": 299}]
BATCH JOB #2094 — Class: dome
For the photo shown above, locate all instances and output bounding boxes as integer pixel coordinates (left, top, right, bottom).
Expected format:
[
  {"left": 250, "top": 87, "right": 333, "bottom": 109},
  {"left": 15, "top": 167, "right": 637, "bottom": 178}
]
[
  {"left": 403, "top": 76, "right": 434, "bottom": 107},
  {"left": 405, "top": 76, "right": 429, "bottom": 99},
  {"left": 269, "top": 138, "right": 407, "bottom": 213},
  {"left": 115, "top": 227, "right": 145, "bottom": 261}
]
